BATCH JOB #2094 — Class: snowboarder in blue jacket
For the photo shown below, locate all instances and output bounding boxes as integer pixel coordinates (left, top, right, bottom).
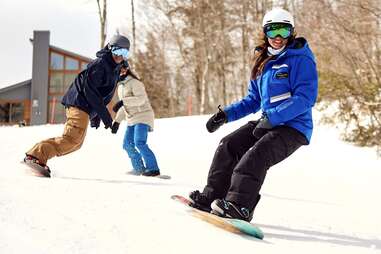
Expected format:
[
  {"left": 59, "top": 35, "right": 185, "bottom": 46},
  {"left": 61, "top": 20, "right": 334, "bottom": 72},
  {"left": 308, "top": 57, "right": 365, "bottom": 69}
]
[
  {"left": 189, "top": 8, "right": 318, "bottom": 222},
  {"left": 23, "top": 35, "right": 130, "bottom": 177}
]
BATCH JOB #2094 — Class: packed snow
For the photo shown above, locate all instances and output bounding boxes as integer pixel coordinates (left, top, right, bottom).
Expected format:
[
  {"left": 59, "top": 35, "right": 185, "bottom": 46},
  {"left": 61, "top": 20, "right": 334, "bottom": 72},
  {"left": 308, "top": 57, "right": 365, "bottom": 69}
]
[{"left": 1, "top": 113, "right": 380, "bottom": 254}]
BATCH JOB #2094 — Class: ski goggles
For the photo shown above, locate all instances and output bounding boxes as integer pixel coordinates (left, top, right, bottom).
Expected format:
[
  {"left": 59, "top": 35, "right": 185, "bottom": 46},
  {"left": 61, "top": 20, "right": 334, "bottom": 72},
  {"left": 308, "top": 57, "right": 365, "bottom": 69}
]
[
  {"left": 264, "top": 23, "right": 293, "bottom": 39},
  {"left": 111, "top": 47, "right": 129, "bottom": 60}
]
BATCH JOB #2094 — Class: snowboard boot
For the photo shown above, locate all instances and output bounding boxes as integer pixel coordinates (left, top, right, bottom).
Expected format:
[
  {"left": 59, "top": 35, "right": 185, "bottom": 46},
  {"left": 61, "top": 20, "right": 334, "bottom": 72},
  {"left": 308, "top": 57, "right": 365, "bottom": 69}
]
[
  {"left": 23, "top": 155, "right": 51, "bottom": 177},
  {"left": 142, "top": 169, "right": 160, "bottom": 177},
  {"left": 211, "top": 195, "right": 261, "bottom": 222},
  {"left": 188, "top": 190, "right": 213, "bottom": 212},
  {"left": 211, "top": 199, "right": 253, "bottom": 222}
]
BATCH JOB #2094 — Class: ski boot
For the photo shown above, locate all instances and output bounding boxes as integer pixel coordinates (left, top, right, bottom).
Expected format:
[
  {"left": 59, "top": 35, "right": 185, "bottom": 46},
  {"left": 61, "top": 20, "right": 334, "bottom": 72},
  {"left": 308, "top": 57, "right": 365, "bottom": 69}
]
[
  {"left": 188, "top": 190, "right": 213, "bottom": 212},
  {"left": 211, "top": 195, "right": 261, "bottom": 222},
  {"left": 142, "top": 169, "right": 160, "bottom": 177}
]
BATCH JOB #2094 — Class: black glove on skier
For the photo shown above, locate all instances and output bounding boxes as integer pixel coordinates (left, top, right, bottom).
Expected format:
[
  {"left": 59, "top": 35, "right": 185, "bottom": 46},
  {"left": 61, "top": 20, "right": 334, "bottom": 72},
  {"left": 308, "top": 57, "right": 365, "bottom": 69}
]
[
  {"left": 206, "top": 105, "right": 227, "bottom": 133},
  {"left": 252, "top": 113, "right": 273, "bottom": 139},
  {"left": 112, "top": 100, "right": 124, "bottom": 113},
  {"left": 90, "top": 115, "right": 101, "bottom": 129},
  {"left": 111, "top": 122, "right": 120, "bottom": 134},
  {"left": 119, "top": 61, "right": 129, "bottom": 81},
  {"left": 103, "top": 114, "right": 113, "bottom": 130}
]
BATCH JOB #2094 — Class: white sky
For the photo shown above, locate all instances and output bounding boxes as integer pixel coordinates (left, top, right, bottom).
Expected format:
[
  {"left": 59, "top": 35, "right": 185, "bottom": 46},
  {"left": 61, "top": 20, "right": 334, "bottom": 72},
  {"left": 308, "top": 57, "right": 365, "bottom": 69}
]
[{"left": 0, "top": 0, "right": 133, "bottom": 89}]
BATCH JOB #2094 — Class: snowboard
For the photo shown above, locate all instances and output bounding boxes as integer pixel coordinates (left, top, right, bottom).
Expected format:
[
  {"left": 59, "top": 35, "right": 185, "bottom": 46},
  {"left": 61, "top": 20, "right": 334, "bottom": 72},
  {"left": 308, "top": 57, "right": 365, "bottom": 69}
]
[
  {"left": 20, "top": 160, "right": 51, "bottom": 178},
  {"left": 155, "top": 175, "right": 171, "bottom": 180},
  {"left": 126, "top": 171, "right": 171, "bottom": 180},
  {"left": 171, "top": 195, "right": 264, "bottom": 239}
]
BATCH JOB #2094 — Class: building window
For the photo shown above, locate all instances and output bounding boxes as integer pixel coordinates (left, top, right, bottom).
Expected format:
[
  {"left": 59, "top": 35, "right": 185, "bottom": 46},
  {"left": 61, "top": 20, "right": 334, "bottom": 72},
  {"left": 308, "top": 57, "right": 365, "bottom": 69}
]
[
  {"left": 81, "top": 62, "right": 88, "bottom": 70},
  {"left": 12, "top": 103, "right": 24, "bottom": 122},
  {"left": 63, "top": 73, "right": 77, "bottom": 91},
  {"left": 50, "top": 52, "right": 64, "bottom": 70},
  {"left": 48, "top": 49, "right": 91, "bottom": 111},
  {"left": 49, "top": 72, "right": 64, "bottom": 93},
  {"left": 48, "top": 97, "right": 66, "bottom": 124},
  {"left": 65, "top": 57, "right": 79, "bottom": 70},
  {"left": 0, "top": 102, "right": 24, "bottom": 124}
]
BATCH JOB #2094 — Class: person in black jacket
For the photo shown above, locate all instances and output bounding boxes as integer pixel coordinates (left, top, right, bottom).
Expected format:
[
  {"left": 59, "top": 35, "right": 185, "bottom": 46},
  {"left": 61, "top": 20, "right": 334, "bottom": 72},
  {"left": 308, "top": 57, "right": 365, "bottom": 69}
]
[{"left": 23, "top": 35, "right": 130, "bottom": 177}]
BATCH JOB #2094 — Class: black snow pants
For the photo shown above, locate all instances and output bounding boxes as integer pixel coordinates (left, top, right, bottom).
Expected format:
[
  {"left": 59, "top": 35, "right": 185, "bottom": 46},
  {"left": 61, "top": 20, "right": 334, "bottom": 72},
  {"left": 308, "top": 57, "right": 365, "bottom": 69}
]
[{"left": 202, "top": 121, "right": 308, "bottom": 211}]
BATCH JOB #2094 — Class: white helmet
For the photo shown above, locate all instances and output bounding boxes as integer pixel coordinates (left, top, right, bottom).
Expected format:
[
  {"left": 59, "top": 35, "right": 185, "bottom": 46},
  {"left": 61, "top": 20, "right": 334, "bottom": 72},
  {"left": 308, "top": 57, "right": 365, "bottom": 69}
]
[{"left": 262, "top": 8, "right": 294, "bottom": 28}]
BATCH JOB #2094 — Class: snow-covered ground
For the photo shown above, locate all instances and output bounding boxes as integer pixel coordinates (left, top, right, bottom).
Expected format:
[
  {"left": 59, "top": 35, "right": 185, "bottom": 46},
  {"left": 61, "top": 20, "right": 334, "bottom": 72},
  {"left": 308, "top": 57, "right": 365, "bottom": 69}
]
[{"left": 1, "top": 113, "right": 380, "bottom": 254}]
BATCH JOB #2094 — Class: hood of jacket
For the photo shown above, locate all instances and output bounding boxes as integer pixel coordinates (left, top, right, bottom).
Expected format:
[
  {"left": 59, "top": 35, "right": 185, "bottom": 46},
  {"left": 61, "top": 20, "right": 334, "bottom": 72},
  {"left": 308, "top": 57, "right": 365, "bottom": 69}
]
[
  {"left": 96, "top": 46, "right": 118, "bottom": 69},
  {"left": 282, "top": 37, "right": 316, "bottom": 63}
]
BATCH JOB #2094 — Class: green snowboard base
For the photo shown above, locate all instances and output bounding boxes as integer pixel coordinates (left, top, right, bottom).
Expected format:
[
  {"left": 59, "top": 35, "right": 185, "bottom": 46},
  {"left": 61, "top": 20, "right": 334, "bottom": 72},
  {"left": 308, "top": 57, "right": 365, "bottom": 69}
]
[{"left": 171, "top": 195, "right": 264, "bottom": 239}]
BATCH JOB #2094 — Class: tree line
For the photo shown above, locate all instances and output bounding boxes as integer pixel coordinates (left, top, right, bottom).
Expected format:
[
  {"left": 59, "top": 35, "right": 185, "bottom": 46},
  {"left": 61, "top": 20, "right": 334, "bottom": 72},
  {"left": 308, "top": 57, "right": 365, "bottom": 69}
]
[{"left": 97, "top": 0, "right": 381, "bottom": 153}]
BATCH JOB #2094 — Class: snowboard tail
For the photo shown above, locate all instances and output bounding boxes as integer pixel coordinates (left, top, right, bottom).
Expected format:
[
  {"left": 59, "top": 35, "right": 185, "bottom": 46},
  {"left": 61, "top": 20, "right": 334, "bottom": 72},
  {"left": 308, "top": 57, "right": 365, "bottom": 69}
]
[
  {"left": 171, "top": 195, "right": 264, "bottom": 239},
  {"left": 21, "top": 161, "right": 51, "bottom": 178}
]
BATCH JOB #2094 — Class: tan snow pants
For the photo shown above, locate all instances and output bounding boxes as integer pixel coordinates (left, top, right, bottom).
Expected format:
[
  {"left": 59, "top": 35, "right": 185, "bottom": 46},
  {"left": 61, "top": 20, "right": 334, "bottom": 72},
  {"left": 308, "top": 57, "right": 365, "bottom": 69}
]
[{"left": 26, "top": 107, "right": 89, "bottom": 165}]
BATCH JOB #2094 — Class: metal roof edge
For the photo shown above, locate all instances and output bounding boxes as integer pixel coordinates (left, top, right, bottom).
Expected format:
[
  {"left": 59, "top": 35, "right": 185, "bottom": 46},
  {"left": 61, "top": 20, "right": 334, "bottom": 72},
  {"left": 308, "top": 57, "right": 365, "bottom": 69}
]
[
  {"left": 0, "top": 79, "right": 32, "bottom": 94},
  {"left": 49, "top": 45, "right": 94, "bottom": 62}
]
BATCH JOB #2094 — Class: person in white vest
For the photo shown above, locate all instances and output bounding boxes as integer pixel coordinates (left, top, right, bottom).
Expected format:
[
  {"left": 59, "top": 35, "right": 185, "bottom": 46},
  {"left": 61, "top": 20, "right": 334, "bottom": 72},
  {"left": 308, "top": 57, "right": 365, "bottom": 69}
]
[{"left": 111, "top": 61, "right": 160, "bottom": 177}]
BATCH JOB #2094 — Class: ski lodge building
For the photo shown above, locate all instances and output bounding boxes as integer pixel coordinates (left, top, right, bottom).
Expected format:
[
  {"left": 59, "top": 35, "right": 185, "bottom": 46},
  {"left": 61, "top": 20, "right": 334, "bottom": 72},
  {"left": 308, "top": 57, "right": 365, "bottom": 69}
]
[{"left": 0, "top": 31, "right": 93, "bottom": 126}]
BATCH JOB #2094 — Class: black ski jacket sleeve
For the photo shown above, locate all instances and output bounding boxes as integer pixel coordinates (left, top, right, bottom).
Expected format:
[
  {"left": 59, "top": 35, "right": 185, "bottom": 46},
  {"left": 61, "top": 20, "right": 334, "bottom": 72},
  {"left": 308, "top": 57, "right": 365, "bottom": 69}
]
[
  {"left": 62, "top": 49, "right": 119, "bottom": 129},
  {"left": 82, "top": 64, "right": 112, "bottom": 128}
]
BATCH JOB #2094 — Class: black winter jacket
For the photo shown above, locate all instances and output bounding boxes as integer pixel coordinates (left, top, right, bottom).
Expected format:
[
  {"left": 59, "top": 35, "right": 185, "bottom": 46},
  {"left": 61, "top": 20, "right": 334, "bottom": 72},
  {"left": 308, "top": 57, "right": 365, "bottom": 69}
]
[{"left": 62, "top": 47, "right": 122, "bottom": 128}]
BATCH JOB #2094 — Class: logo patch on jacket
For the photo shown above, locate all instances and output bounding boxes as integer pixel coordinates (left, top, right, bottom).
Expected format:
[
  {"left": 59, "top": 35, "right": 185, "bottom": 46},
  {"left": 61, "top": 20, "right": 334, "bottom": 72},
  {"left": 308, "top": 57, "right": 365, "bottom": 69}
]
[{"left": 275, "top": 72, "right": 288, "bottom": 79}]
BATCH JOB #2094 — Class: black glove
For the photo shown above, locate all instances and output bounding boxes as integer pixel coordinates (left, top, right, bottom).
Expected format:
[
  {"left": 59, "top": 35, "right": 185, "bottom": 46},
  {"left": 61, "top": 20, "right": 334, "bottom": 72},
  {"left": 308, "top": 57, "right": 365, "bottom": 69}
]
[
  {"left": 112, "top": 100, "right": 124, "bottom": 113},
  {"left": 206, "top": 105, "right": 227, "bottom": 133},
  {"left": 111, "top": 122, "right": 120, "bottom": 134},
  {"left": 103, "top": 115, "right": 113, "bottom": 129},
  {"left": 252, "top": 114, "right": 273, "bottom": 139},
  {"left": 90, "top": 116, "right": 101, "bottom": 129},
  {"left": 119, "top": 61, "right": 129, "bottom": 81}
]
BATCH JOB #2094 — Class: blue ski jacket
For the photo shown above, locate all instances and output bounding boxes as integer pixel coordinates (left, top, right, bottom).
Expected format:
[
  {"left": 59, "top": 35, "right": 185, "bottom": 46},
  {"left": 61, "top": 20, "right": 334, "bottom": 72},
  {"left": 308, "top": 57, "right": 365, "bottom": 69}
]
[
  {"left": 62, "top": 47, "right": 122, "bottom": 128},
  {"left": 224, "top": 38, "right": 318, "bottom": 143}
]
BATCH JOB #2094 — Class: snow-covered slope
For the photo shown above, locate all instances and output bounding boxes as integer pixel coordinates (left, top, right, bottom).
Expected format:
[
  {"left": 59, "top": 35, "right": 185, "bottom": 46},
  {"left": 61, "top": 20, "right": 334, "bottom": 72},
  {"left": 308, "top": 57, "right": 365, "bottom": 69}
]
[{"left": 1, "top": 114, "right": 380, "bottom": 254}]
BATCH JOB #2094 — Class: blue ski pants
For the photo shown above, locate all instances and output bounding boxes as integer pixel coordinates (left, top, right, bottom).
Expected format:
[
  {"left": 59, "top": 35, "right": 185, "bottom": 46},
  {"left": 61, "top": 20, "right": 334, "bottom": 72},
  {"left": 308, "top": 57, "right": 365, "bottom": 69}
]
[{"left": 122, "top": 123, "right": 159, "bottom": 172}]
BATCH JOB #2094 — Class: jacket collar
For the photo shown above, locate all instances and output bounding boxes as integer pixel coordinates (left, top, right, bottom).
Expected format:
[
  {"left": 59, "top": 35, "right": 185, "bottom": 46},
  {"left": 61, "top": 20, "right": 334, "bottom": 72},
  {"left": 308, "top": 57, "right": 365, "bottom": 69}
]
[
  {"left": 96, "top": 47, "right": 118, "bottom": 69},
  {"left": 104, "top": 52, "right": 118, "bottom": 69},
  {"left": 121, "top": 75, "right": 135, "bottom": 84}
]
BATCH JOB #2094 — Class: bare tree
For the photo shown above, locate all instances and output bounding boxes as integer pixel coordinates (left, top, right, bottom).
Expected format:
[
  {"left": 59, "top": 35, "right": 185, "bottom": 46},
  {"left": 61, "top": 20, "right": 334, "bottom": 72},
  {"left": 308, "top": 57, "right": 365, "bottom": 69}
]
[
  {"left": 131, "top": 0, "right": 136, "bottom": 54},
  {"left": 96, "top": 0, "right": 107, "bottom": 48},
  {"left": 147, "top": 0, "right": 277, "bottom": 114},
  {"left": 134, "top": 32, "right": 172, "bottom": 117},
  {"left": 151, "top": 0, "right": 212, "bottom": 114},
  {"left": 125, "top": 0, "right": 381, "bottom": 152},
  {"left": 295, "top": 0, "right": 381, "bottom": 153}
]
